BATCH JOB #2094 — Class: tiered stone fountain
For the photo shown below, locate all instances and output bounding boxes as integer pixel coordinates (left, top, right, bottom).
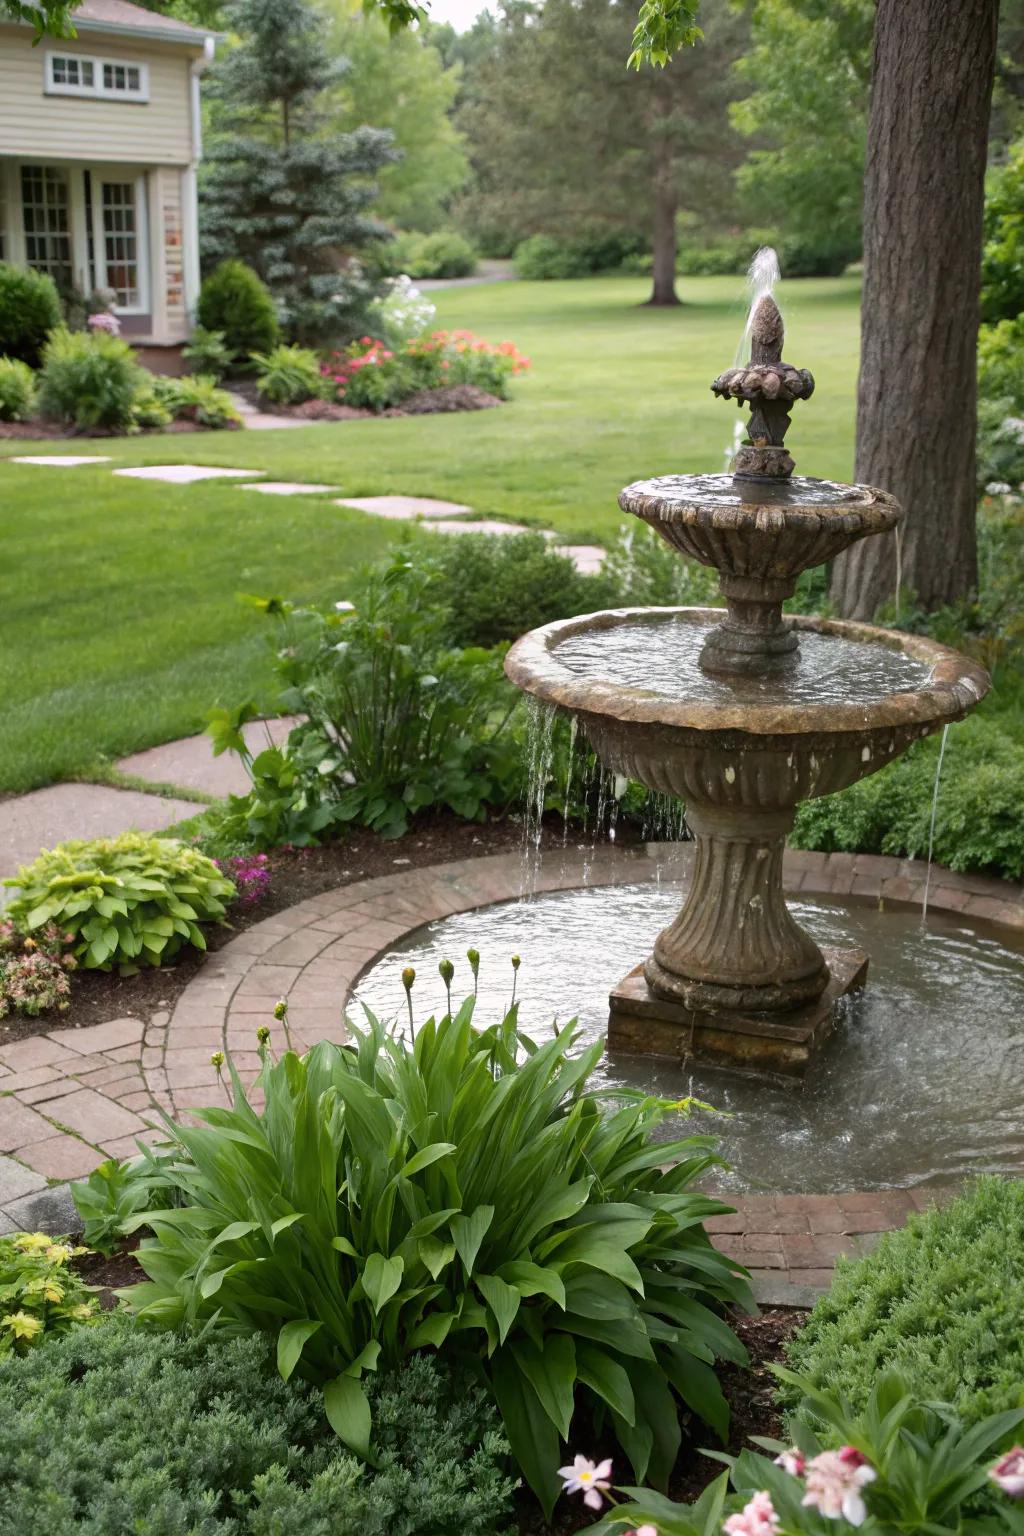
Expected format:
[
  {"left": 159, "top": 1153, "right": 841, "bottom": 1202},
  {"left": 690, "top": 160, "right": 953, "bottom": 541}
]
[{"left": 505, "top": 283, "right": 990, "bottom": 1079}]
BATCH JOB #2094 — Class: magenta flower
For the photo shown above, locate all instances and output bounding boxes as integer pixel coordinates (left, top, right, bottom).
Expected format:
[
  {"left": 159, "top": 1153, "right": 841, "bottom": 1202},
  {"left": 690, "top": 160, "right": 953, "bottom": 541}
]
[
  {"left": 991, "top": 1448, "right": 1024, "bottom": 1497},
  {"left": 557, "top": 1454, "right": 613, "bottom": 1510}
]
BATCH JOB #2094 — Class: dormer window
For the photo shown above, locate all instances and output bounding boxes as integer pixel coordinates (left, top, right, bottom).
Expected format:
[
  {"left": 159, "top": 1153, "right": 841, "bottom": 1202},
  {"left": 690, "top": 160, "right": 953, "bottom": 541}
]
[{"left": 46, "top": 53, "right": 149, "bottom": 102}]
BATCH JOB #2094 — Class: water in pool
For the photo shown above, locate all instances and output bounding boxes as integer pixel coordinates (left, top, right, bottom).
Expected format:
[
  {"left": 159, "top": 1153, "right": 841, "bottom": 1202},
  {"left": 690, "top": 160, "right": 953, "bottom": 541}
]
[{"left": 353, "top": 882, "right": 1024, "bottom": 1194}]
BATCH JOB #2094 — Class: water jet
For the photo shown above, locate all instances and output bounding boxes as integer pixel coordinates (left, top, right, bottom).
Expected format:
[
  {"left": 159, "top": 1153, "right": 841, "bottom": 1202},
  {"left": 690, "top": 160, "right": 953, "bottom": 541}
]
[{"left": 503, "top": 262, "right": 990, "bottom": 1079}]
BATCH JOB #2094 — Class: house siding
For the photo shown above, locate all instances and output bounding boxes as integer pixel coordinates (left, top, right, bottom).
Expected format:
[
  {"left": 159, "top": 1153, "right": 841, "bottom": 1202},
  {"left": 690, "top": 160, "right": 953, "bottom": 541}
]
[{"left": 0, "top": 25, "right": 197, "bottom": 165}]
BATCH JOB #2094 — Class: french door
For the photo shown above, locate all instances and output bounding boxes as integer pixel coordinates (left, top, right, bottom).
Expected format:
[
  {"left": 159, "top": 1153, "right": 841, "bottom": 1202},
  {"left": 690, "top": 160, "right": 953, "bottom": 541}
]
[{"left": 84, "top": 167, "right": 149, "bottom": 314}]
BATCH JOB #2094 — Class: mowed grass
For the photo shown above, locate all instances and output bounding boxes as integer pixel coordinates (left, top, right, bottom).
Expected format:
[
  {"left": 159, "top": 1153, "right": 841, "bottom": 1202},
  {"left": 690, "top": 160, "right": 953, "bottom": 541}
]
[{"left": 1, "top": 273, "right": 861, "bottom": 793}]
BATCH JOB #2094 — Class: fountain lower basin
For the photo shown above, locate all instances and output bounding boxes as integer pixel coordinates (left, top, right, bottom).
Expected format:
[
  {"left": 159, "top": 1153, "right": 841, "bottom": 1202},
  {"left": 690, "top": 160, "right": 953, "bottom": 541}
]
[{"left": 505, "top": 607, "right": 990, "bottom": 1075}]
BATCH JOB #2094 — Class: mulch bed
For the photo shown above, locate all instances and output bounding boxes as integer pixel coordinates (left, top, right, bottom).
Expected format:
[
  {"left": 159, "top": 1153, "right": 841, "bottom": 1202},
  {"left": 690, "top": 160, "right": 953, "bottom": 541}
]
[
  {"left": 0, "top": 810, "right": 537, "bottom": 1047},
  {"left": 0, "top": 417, "right": 212, "bottom": 440},
  {"left": 248, "top": 383, "right": 504, "bottom": 420}
]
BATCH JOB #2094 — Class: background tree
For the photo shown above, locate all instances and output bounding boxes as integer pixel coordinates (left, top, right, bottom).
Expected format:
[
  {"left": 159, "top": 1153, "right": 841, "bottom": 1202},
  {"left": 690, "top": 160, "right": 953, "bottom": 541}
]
[
  {"left": 829, "top": 0, "right": 1000, "bottom": 620},
  {"left": 325, "top": 6, "right": 469, "bottom": 233},
  {"left": 458, "top": 0, "right": 746, "bottom": 305},
  {"left": 199, "top": 0, "right": 396, "bottom": 343},
  {"left": 730, "top": 0, "right": 871, "bottom": 273}
]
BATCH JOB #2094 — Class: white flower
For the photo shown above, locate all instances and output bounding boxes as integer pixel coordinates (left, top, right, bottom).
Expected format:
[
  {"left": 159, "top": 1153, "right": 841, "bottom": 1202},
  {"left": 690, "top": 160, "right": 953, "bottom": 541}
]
[
  {"left": 985, "top": 480, "right": 1012, "bottom": 496},
  {"left": 991, "top": 1448, "right": 1024, "bottom": 1498},
  {"left": 774, "top": 1447, "right": 807, "bottom": 1477},
  {"left": 334, "top": 600, "right": 355, "bottom": 612},
  {"left": 557, "top": 1453, "right": 613, "bottom": 1511},
  {"left": 802, "top": 1448, "right": 876, "bottom": 1526}
]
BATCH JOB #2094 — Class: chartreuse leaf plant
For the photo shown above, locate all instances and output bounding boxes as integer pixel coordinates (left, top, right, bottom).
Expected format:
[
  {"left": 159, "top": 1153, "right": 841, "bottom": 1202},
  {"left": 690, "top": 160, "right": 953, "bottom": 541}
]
[
  {"left": 119, "top": 997, "right": 753, "bottom": 1515},
  {"left": 4, "top": 833, "right": 236, "bottom": 971}
]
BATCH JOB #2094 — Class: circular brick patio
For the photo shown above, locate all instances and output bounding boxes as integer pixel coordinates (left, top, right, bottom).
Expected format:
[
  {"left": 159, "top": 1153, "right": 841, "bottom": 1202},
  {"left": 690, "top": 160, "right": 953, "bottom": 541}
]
[{"left": 1, "top": 842, "right": 1021, "bottom": 1284}]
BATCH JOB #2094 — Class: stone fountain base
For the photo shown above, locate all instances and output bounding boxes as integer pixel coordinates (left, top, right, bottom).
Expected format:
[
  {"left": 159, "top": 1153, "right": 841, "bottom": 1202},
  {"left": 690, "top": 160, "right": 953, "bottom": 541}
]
[{"left": 607, "top": 946, "right": 868, "bottom": 1082}]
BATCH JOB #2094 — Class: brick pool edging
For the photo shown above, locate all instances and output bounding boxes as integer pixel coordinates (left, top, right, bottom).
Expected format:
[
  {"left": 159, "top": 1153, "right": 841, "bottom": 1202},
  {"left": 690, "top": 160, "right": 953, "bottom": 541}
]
[{"left": 1, "top": 842, "right": 1021, "bottom": 1299}]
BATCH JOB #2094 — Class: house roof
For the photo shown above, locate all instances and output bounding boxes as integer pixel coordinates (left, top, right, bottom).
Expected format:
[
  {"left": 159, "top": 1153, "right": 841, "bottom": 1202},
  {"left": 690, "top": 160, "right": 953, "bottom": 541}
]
[{"left": 69, "top": 0, "right": 212, "bottom": 46}]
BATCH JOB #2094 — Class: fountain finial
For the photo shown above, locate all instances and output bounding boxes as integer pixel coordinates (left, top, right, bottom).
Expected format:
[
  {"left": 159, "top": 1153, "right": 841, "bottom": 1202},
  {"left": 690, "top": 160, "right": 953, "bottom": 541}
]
[{"left": 710, "top": 260, "right": 814, "bottom": 481}]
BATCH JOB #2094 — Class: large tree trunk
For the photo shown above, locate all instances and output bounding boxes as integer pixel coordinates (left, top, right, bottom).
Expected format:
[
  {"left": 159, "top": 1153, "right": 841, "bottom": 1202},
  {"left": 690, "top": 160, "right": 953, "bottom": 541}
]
[
  {"left": 647, "top": 182, "right": 681, "bottom": 305},
  {"left": 829, "top": 0, "right": 998, "bottom": 620}
]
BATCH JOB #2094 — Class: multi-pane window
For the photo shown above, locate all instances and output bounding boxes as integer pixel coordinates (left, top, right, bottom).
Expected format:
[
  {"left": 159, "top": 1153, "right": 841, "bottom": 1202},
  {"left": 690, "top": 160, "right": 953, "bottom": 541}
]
[
  {"left": 46, "top": 53, "right": 148, "bottom": 100},
  {"left": 101, "top": 182, "right": 140, "bottom": 307},
  {"left": 50, "top": 55, "right": 96, "bottom": 89},
  {"left": 20, "top": 166, "right": 72, "bottom": 288}
]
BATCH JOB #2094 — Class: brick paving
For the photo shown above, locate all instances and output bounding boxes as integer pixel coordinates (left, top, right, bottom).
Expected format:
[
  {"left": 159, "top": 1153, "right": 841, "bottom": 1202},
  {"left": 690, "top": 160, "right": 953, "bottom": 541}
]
[{"left": 1, "top": 843, "right": 1020, "bottom": 1299}]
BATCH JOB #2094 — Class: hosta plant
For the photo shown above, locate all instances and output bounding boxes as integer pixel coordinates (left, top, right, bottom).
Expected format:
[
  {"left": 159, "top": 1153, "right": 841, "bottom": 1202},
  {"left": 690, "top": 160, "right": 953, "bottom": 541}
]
[
  {"left": 4, "top": 832, "right": 236, "bottom": 971},
  {"left": 252, "top": 343, "right": 324, "bottom": 405},
  {"left": 121, "top": 999, "right": 753, "bottom": 1514},
  {"left": 0, "top": 1232, "right": 99, "bottom": 1356}
]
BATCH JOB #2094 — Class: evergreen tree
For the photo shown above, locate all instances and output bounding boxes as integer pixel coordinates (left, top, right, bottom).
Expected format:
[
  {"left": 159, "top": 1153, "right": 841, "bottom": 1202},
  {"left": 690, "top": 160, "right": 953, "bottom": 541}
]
[{"left": 199, "top": 0, "right": 397, "bottom": 343}]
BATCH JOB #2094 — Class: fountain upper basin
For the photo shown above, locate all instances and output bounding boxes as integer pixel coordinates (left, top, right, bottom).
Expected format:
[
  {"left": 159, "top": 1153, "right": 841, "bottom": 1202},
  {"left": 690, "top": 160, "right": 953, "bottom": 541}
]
[{"left": 504, "top": 607, "right": 990, "bottom": 807}]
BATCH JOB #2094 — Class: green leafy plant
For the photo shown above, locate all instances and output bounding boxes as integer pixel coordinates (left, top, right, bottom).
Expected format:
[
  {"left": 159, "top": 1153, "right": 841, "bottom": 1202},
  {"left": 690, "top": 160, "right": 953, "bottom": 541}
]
[
  {"left": 129, "top": 385, "right": 172, "bottom": 430},
  {"left": 0, "top": 1313, "right": 517, "bottom": 1536},
  {"left": 152, "top": 373, "right": 242, "bottom": 430},
  {"left": 37, "top": 327, "right": 146, "bottom": 432},
  {"left": 587, "top": 1370, "right": 1024, "bottom": 1536},
  {"left": 4, "top": 832, "right": 236, "bottom": 971},
  {"left": 197, "top": 259, "right": 280, "bottom": 358},
  {"left": 251, "top": 342, "right": 324, "bottom": 405},
  {"left": 0, "top": 356, "right": 35, "bottom": 421},
  {"left": 211, "top": 556, "right": 524, "bottom": 841},
  {"left": 983, "top": 137, "right": 1024, "bottom": 325},
  {"left": 0, "top": 1232, "right": 99, "bottom": 1355},
  {"left": 782, "top": 1178, "right": 1024, "bottom": 1447},
  {"left": 71, "top": 1149, "right": 180, "bottom": 1254},
  {"left": 122, "top": 998, "right": 751, "bottom": 1514},
  {"left": 183, "top": 325, "right": 235, "bottom": 381},
  {"left": 386, "top": 229, "right": 478, "bottom": 279},
  {"left": 0, "top": 260, "right": 61, "bottom": 367},
  {"left": 515, "top": 234, "right": 591, "bottom": 281}
]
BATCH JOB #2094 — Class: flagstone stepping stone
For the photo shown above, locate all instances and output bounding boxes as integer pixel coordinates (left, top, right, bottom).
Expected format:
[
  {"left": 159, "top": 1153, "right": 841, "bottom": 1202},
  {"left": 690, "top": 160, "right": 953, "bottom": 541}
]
[
  {"left": 561, "top": 544, "right": 607, "bottom": 574},
  {"left": 426, "top": 518, "right": 532, "bottom": 537},
  {"left": 337, "top": 494, "right": 473, "bottom": 519},
  {"left": 116, "top": 717, "right": 300, "bottom": 798},
  {"left": 9, "top": 455, "right": 112, "bottom": 467},
  {"left": 242, "top": 481, "right": 338, "bottom": 496},
  {"left": 113, "top": 465, "right": 265, "bottom": 484},
  {"left": 0, "top": 784, "right": 199, "bottom": 882}
]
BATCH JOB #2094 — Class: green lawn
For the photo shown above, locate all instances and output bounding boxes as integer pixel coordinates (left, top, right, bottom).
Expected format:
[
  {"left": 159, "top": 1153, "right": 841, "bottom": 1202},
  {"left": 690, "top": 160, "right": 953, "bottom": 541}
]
[{"left": 1, "top": 273, "right": 861, "bottom": 793}]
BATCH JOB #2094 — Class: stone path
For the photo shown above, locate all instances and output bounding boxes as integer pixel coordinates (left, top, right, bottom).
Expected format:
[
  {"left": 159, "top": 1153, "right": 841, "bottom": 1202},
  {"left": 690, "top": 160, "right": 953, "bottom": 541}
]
[
  {"left": 0, "top": 784, "right": 200, "bottom": 881},
  {"left": 9, "top": 454, "right": 112, "bottom": 467},
  {"left": 115, "top": 717, "right": 299, "bottom": 801},
  {"left": 1, "top": 842, "right": 1019, "bottom": 1301},
  {"left": 228, "top": 392, "right": 311, "bottom": 431}
]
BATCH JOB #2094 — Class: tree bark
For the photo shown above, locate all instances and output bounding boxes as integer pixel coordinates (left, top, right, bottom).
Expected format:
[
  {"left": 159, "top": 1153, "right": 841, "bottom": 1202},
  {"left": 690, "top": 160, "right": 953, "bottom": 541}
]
[
  {"left": 829, "top": 0, "right": 998, "bottom": 620},
  {"left": 647, "top": 180, "right": 681, "bottom": 305}
]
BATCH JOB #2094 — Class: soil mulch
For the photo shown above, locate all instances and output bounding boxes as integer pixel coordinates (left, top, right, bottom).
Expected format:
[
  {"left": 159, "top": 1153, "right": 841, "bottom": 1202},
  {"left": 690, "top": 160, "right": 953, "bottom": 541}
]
[
  {"left": 76, "top": 1236, "right": 145, "bottom": 1310},
  {"left": 254, "top": 383, "right": 504, "bottom": 421},
  {"left": 0, "top": 416, "right": 212, "bottom": 441},
  {"left": 0, "top": 811, "right": 532, "bottom": 1047}
]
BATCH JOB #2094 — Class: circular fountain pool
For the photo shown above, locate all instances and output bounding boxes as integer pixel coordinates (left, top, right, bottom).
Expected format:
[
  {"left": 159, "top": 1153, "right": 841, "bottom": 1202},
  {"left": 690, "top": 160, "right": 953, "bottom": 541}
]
[{"left": 354, "top": 883, "right": 1024, "bottom": 1195}]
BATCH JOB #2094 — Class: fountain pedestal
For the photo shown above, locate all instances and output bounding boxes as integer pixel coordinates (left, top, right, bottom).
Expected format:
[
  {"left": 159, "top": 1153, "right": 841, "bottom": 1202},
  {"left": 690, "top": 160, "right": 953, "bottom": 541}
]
[{"left": 608, "top": 948, "right": 869, "bottom": 1080}]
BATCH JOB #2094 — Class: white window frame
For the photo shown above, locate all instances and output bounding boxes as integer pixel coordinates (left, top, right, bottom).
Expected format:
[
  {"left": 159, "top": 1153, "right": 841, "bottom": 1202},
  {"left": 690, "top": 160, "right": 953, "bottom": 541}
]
[
  {"left": 89, "top": 169, "right": 150, "bottom": 315},
  {"left": 45, "top": 52, "right": 150, "bottom": 103}
]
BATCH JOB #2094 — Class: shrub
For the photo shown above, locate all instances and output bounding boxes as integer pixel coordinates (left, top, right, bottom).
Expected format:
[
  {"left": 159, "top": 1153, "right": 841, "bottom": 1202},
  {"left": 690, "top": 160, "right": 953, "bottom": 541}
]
[
  {"left": 324, "top": 336, "right": 408, "bottom": 411},
  {"left": 197, "top": 260, "right": 279, "bottom": 358},
  {"left": 0, "top": 261, "right": 61, "bottom": 367},
  {"left": 387, "top": 229, "right": 478, "bottom": 279},
  {"left": 251, "top": 342, "right": 324, "bottom": 405},
  {"left": 791, "top": 713, "right": 1024, "bottom": 881},
  {"left": 122, "top": 999, "right": 752, "bottom": 1515},
  {"left": 367, "top": 273, "right": 437, "bottom": 347},
  {"left": 978, "top": 317, "right": 1024, "bottom": 413},
  {"left": 0, "top": 1313, "right": 517, "bottom": 1536},
  {"left": 432, "top": 531, "right": 619, "bottom": 649},
  {"left": 0, "top": 917, "right": 76, "bottom": 1017},
  {"left": 982, "top": 136, "right": 1024, "bottom": 324},
  {"left": 0, "top": 356, "right": 35, "bottom": 421},
  {"left": 4, "top": 832, "right": 236, "bottom": 971},
  {"left": 152, "top": 373, "right": 242, "bottom": 430},
  {"left": 589, "top": 1371, "right": 1024, "bottom": 1536},
  {"left": 404, "top": 328, "right": 529, "bottom": 400},
  {"left": 514, "top": 233, "right": 590, "bottom": 280},
  {"left": 782, "top": 1179, "right": 1024, "bottom": 1438},
  {"left": 182, "top": 325, "right": 234, "bottom": 381},
  {"left": 129, "top": 386, "right": 172, "bottom": 430},
  {"left": 209, "top": 557, "right": 524, "bottom": 841},
  {"left": 0, "top": 1232, "right": 99, "bottom": 1356},
  {"left": 37, "top": 327, "right": 146, "bottom": 432}
]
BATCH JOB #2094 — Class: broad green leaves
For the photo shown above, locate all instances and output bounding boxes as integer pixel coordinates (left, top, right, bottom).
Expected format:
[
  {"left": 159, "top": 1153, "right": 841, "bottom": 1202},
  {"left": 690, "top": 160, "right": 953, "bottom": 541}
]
[{"left": 120, "top": 1000, "right": 752, "bottom": 1511}]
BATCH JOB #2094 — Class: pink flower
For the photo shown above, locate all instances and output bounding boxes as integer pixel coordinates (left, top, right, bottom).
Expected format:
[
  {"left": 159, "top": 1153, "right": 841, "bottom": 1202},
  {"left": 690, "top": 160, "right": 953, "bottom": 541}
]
[
  {"left": 87, "top": 311, "right": 120, "bottom": 335},
  {"left": 630, "top": 1527, "right": 658, "bottom": 1536},
  {"left": 724, "top": 1490, "right": 780, "bottom": 1536},
  {"left": 774, "top": 1447, "right": 807, "bottom": 1477},
  {"left": 802, "top": 1448, "right": 876, "bottom": 1526},
  {"left": 991, "top": 1448, "right": 1024, "bottom": 1498},
  {"left": 558, "top": 1454, "right": 613, "bottom": 1511}
]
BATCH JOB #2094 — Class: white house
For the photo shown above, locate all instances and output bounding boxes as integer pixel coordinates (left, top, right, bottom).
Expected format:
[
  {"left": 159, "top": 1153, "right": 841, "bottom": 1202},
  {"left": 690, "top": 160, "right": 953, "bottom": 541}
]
[{"left": 0, "top": 0, "right": 215, "bottom": 352}]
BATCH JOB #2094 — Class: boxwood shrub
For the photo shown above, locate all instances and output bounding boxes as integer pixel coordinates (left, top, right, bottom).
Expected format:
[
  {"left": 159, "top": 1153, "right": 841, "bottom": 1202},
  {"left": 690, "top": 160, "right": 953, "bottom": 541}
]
[
  {"left": 0, "top": 261, "right": 61, "bottom": 367},
  {"left": 198, "top": 259, "right": 279, "bottom": 358},
  {"left": 783, "top": 1177, "right": 1024, "bottom": 1432},
  {"left": 0, "top": 1314, "right": 517, "bottom": 1536}
]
